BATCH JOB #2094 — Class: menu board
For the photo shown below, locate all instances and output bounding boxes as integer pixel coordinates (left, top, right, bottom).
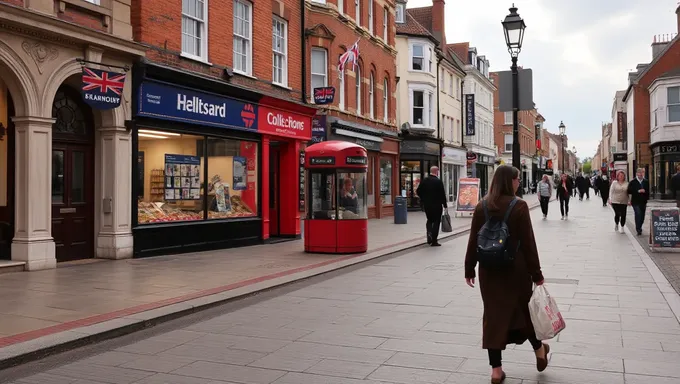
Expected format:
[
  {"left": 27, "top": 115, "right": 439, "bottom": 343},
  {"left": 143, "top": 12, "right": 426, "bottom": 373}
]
[
  {"left": 455, "top": 178, "right": 480, "bottom": 213},
  {"left": 299, "top": 151, "right": 305, "bottom": 211},
  {"left": 164, "top": 154, "right": 201, "bottom": 201},
  {"left": 650, "top": 209, "right": 680, "bottom": 248}
]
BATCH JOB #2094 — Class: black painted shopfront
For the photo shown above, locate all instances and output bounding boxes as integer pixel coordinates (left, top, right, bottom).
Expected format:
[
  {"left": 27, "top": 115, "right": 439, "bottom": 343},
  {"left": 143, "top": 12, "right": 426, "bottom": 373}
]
[
  {"left": 651, "top": 142, "right": 680, "bottom": 199},
  {"left": 399, "top": 136, "right": 442, "bottom": 209}
]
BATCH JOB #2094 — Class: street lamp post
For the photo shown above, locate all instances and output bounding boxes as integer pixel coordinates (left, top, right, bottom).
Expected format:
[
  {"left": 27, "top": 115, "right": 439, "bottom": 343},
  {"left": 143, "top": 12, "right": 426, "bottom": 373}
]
[
  {"left": 559, "top": 121, "right": 566, "bottom": 174},
  {"left": 502, "top": 4, "right": 526, "bottom": 197}
]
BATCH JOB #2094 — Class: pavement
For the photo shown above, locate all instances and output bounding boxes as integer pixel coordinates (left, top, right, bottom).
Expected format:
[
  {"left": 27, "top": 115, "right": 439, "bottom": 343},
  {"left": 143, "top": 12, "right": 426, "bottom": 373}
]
[
  {"left": 0, "top": 199, "right": 551, "bottom": 368},
  {"left": 1, "top": 196, "right": 679, "bottom": 383}
]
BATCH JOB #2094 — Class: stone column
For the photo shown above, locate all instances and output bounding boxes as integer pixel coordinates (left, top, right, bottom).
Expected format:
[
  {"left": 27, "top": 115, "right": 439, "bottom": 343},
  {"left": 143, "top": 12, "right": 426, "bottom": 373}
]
[
  {"left": 96, "top": 126, "right": 133, "bottom": 259},
  {"left": 11, "top": 116, "right": 56, "bottom": 270}
]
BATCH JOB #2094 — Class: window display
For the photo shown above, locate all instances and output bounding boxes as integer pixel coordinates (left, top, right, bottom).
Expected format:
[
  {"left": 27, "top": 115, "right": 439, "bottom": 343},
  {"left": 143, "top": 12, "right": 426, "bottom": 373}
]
[
  {"left": 136, "top": 129, "right": 258, "bottom": 224},
  {"left": 380, "top": 158, "right": 392, "bottom": 204}
]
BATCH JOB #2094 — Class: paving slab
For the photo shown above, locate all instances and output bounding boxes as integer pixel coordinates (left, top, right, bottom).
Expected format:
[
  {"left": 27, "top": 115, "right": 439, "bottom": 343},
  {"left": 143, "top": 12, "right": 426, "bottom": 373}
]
[{"left": 3, "top": 197, "right": 680, "bottom": 384}]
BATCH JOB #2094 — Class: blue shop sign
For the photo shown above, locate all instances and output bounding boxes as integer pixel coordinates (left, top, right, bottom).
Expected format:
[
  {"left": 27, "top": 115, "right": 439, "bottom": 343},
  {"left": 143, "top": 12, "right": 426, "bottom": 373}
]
[{"left": 136, "top": 81, "right": 258, "bottom": 131}]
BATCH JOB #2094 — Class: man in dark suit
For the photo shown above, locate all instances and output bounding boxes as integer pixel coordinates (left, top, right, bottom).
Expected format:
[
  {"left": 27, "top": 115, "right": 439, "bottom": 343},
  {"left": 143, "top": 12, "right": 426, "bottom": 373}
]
[
  {"left": 628, "top": 168, "right": 650, "bottom": 236},
  {"left": 416, "top": 166, "right": 448, "bottom": 246}
]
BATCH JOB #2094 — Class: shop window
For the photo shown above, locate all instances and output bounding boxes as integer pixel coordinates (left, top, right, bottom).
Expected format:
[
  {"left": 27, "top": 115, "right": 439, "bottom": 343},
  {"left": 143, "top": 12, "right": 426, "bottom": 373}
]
[
  {"left": 504, "top": 134, "right": 512, "bottom": 152},
  {"left": 380, "top": 158, "right": 392, "bottom": 204},
  {"left": 311, "top": 48, "right": 327, "bottom": 100},
  {"left": 310, "top": 170, "right": 335, "bottom": 219},
  {"left": 668, "top": 86, "right": 680, "bottom": 123},
  {"left": 412, "top": 90, "right": 424, "bottom": 124},
  {"left": 182, "top": 0, "right": 208, "bottom": 61},
  {"left": 233, "top": 0, "right": 253, "bottom": 75},
  {"left": 355, "top": 65, "right": 362, "bottom": 114},
  {"left": 367, "top": 156, "right": 375, "bottom": 206},
  {"left": 338, "top": 172, "right": 368, "bottom": 219}
]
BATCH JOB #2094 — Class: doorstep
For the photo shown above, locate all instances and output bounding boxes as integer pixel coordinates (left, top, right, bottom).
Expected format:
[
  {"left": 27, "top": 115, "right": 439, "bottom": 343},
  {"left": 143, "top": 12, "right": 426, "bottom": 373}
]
[
  {"left": 0, "top": 198, "right": 550, "bottom": 368},
  {"left": 0, "top": 260, "right": 25, "bottom": 274}
]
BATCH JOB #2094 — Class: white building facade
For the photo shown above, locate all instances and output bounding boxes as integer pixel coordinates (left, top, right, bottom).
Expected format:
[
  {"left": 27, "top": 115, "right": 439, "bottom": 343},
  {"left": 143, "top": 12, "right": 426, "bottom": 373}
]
[{"left": 439, "top": 54, "right": 467, "bottom": 205}]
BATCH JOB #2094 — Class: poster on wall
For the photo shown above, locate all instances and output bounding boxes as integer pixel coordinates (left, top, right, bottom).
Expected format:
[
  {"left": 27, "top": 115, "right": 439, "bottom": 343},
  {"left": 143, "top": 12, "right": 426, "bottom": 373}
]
[
  {"left": 455, "top": 178, "right": 480, "bottom": 213},
  {"left": 164, "top": 154, "right": 201, "bottom": 201},
  {"left": 232, "top": 156, "right": 247, "bottom": 191}
]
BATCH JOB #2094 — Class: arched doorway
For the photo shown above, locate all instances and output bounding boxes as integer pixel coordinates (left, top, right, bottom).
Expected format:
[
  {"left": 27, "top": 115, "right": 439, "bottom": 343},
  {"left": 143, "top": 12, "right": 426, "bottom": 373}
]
[
  {"left": 0, "top": 83, "right": 15, "bottom": 260},
  {"left": 51, "top": 85, "right": 95, "bottom": 262}
]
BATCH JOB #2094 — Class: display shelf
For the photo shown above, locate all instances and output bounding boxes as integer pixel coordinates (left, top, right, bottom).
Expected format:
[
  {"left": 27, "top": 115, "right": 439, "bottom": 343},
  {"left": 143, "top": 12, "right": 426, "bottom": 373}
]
[{"left": 150, "top": 169, "right": 165, "bottom": 201}]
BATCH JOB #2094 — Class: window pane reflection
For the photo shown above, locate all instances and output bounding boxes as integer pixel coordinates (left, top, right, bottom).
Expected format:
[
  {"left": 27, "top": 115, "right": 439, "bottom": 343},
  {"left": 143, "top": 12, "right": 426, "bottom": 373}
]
[
  {"left": 52, "top": 150, "right": 64, "bottom": 204},
  {"left": 71, "top": 151, "right": 85, "bottom": 203},
  {"left": 338, "top": 172, "right": 368, "bottom": 219}
]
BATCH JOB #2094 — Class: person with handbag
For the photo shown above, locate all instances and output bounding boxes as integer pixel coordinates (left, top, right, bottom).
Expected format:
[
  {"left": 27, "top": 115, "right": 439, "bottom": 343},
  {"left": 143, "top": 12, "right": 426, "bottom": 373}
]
[
  {"left": 537, "top": 175, "right": 552, "bottom": 219},
  {"left": 609, "top": 170, "right": 629, "bottom": 234},
  {"left": 416, "top": 166, "right": 447, "bottom": 246},
  {"left": 464, "top": 165, "right": 549, "bottom": 383}
]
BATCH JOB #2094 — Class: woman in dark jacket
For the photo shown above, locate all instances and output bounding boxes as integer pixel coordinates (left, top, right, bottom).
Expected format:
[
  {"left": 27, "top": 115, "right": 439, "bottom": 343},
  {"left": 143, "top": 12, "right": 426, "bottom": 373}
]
[
  {"left": 598, "top": 175, "right": 610, "bottom": 207},
  {"left": 465, "top": 165, "right": 549, "bottom": 383}
]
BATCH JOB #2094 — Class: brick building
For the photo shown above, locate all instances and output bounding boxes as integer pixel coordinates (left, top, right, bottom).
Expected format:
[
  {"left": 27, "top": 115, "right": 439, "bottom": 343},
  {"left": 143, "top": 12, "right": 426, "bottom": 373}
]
[
  {"left": 129, "top": 0, "right": 319, "bottom": 256},
  {"left": 0, "top": 0, "right": 145, "bottom": 270},
  {"left": 305, "top": 0, "right": 399, "bottom": 218}
]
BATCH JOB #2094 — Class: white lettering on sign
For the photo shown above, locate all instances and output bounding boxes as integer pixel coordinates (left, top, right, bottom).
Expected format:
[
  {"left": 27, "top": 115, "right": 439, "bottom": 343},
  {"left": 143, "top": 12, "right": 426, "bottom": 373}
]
[
  {"left": 85, "top": 93, "right": 121, "bottom": 104},
  {"left": 267, "top": 112, "right": 305, "bottom": 130},
  {"left": 177, "top": 94, "right": 227, "bottom": 118}
]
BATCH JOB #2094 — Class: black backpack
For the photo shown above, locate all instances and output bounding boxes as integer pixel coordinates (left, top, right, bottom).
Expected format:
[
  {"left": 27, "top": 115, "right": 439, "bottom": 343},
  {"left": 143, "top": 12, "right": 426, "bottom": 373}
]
[{"left": 476, "top": 197, "right": 519, "bottom": 270}]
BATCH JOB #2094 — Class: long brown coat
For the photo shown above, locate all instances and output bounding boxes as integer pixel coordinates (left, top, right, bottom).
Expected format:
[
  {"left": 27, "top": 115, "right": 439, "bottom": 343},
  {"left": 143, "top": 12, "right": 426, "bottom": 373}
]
[{"left": 465, "top": 195, "right": 544, "bottom": 350}]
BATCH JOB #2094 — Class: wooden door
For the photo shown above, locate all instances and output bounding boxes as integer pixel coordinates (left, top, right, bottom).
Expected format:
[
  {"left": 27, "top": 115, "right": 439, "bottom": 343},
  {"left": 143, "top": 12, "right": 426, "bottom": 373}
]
[{"left": 269, "top": 146, "right": 281, "bottom": 236}]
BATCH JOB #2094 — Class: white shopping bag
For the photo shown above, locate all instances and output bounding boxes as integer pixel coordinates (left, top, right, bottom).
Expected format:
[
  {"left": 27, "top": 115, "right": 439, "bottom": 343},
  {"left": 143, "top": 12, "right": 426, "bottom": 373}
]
[{"left": 528, "top": 285, "right": 566, "bottom": 340}]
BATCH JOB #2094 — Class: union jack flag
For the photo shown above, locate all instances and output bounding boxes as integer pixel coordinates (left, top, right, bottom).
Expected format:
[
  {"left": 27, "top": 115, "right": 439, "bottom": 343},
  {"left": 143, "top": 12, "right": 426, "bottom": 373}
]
[
  {"left": 82, "top": 67, "right": 126, "bottom": 96},
  {"left": 338, "top": 39, "right": 360, "bottom": 79}
]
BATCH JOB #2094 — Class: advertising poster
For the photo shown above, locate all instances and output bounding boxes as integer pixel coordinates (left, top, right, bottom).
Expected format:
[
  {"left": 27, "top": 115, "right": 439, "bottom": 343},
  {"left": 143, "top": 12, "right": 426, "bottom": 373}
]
[
  {"left": 232, "top": 156, "right": 247, "bottom": 191},
  {"left": 239, "top": 141, "right": 257, "bottom": 210},
  {"left": 164, "top": 154, "right": 201, "bottom": 201},
  {"left": 456, "top": 178, "right": 481, "bottom": 213}
]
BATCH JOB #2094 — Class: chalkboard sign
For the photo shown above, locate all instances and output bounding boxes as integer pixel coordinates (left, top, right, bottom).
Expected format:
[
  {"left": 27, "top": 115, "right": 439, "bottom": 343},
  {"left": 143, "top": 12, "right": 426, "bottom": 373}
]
[{"left": 651, "top": 209, "right": 680, "bottom": 248}]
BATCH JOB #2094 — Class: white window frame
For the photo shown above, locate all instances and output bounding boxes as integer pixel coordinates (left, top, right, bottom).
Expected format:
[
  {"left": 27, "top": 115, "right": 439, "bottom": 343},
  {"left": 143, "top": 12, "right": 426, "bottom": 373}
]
[
  {"left": 233, "top": 0, "right": 253, "bottom": 75},
  {"left": 450, "top": 116, "right": 454, "bottom": 141},
  {"left": 339, "top": 68, "right": 345, "bottom": 110},
  {"left": 411, "top": 44, "right": 424, "bottom": 71},
  {"left": 428, "top": 47, "right": 433, "bottom": 72},
  {"left": 272, "top": 17, "right": 288, "bottom": 86},
  {"left": 395, "top": 3, "right": 404, "bottom": 23},
  {"left": 428, "top": 92, "right": 433, "bottom": 126},
  {"left": 311, "top": 0, "right": 326, "bottom": 4},
  {"left": 448, "top": 74, "right": 453, "bottom": 95},
  {"left": 338, "top": 0, "right": 343, "bottom": 13},
  {"left": 504, "top": 111, "right": 512, "bottom": 124},
  {"left": 356, "top": 66, "right": 362, "bottom": 114},
  {"left": 368, "top": 0, "right": 373, "bottom": 34},
  {"left": 668, "top": 86, "right": 680, "bottom": 123},
  {"left": 355, "top": 0, "right": 360, "bottom": 25},
  {"left": 456, "top": 78, "right": 460, "bottom": 99},
  {"left": 383, "top": 78, "right": 388, "bottom": 122},
  {"left": 439, "top": 69, "right": 444, "bottom": 90},
  {"left": 369, "top": 73, "right": 375, "bottom": 118},
  {"left": 310, "top": 48, "right": 327, "bottom": 103},
  {"left": 181, "top": 0, "right": 209, "bottom": 61},
  {"left": 411, "top": 90, "right": 425, "bottom": 125},
  {"left": 383, "top": 7, "right": 388, "bottom": 41}
]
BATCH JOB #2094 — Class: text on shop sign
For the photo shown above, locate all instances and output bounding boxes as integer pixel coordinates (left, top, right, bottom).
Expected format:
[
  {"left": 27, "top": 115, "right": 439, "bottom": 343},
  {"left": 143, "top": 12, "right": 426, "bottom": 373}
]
[
  {"left": 651, "top": 209, "right": 680, "bottom": 248},
  {"left": 346, "top": 156, "right": 367, "bottom": 165},
  {"left": 258, "top": 105, "right": 312, "bottom": 140},
  {"left": 310, "top": 156, "right": 335, "bottom": 165},
  {"left": 177, "top": 94, "right": 226, "bottom": 118}
]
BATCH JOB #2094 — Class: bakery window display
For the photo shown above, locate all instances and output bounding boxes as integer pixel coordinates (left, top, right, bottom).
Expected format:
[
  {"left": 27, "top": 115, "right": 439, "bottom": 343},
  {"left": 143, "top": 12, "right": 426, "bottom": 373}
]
[{"left": 138, "top": 202, "right": 202, "bottom": 224}]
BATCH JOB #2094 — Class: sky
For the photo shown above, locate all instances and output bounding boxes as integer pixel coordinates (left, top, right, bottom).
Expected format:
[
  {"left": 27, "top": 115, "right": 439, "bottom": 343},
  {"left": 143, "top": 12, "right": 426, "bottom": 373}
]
[{"left": 406, "top": 0, "right": 680, "bottom": 160}]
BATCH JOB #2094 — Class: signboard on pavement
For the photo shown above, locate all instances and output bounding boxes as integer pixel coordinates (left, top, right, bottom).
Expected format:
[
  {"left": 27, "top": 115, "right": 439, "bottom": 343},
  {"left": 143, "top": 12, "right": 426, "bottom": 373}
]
[
  {"left": 455, "top": 178, "right": 480, "bottom": 216},
  {"left": 650, "top": 209, "right": 680, "bottom": 250}
]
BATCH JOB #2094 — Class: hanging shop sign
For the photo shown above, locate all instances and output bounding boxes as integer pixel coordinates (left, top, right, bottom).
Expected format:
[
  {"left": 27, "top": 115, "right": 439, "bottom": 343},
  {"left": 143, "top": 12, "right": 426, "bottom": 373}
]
[
  {"left": 617, "top": 111, "right": 627, "bottom": 143},
  {"left": 465, "top": 94, "right": 475, "bottom": 136},
  {"left": 466, "top": 151, "right": 478, "bottom": 163},
  {"left": 81, "top": 67, "right": 126, "bottom": 110},
  {"left": 137, "top": 81, "right": 259, "bottom": 132},
  {"left": 258, "top": 105, "right": 311, "bottom": 140},
  {"left": 313, "top": 87, "right": 336, "bottom": 104},
  {"left": 311, "top": 115, "right": 327, "bottom": 143},
  {"left": 613, "top": 153, "right": 627, "bottom": 162}
]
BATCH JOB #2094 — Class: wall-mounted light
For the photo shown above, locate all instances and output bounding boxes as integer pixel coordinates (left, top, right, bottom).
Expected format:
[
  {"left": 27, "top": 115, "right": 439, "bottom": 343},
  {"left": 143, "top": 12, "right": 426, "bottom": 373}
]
[{"left": 0, "top": 122, "right": 5, "bottom": 141}]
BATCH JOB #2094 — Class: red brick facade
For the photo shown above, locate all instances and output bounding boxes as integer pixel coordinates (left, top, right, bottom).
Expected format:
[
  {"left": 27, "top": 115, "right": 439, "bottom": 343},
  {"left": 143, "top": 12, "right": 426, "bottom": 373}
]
[
  {"left": 490, "top": 71, "right": 538, "bottom": 159},
  {"left": 131, "top": 0, "right": 305, "bottom": 102}
]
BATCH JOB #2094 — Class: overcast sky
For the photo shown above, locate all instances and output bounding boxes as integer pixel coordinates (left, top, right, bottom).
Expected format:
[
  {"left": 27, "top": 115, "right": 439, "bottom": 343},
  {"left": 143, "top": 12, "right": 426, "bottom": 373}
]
[{"left": 407, "top": 0, "right": 679, "bottom": 160}]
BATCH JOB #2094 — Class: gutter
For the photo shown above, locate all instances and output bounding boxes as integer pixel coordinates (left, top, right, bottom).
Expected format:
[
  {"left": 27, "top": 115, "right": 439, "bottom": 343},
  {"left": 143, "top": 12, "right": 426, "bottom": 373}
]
[{"left": 301, "top": 0, "right": 307, "bottom": 104}]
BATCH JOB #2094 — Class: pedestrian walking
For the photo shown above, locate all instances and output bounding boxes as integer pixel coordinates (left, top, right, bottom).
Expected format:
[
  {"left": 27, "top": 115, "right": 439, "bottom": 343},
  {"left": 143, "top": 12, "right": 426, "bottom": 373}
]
[
  {"left": 628, "top": 168, "right": 649, "bottom": 236},
  {"left": 537, "top": 175, "right": 552, "bottom": 219},
  {"left": 556, "top": 173, "right": 573, "bottom": 220},
  {"left": 464, "top": 165, "right": 549, "bottom": 384},
  {"left": 416, "top": 166, "right": 447, "bottom": 246},
  {"left": 598, "top": 175, "right": 610, "bottom": 207},
  {"left": 575, "top": 173, "right": 585, "bottom": 201},
  {"left": 670, "top": 164, "right": 680, "bottom": 208},
  {"left": 608, "top": 170, "right": 629, "bottom": 234}
]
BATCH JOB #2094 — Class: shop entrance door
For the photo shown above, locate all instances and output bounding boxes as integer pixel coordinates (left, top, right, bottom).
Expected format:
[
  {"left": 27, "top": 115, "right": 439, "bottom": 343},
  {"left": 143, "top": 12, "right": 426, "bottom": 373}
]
[
  {"left": 0, "top": 92, "right": 14, "bottom": 260},
  {"left": 51, "top": 87, "right": 95, "bottom": 262},
  {"left": 269, "top": 143, "right": 282, "bottom": 237}
]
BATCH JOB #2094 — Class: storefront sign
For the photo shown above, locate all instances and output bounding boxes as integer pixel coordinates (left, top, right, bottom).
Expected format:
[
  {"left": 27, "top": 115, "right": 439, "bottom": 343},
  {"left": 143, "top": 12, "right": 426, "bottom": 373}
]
[
  {"left": 466, "top": 152, "right": 478, "bottom": 162},
  {"left": 442, "top": 147, "right": 467, "bottom": 165},
  {"left": 137, "top": 81, "right": 258, "bottom": 132},
  {"left": 311, "top": 115, "right": 327, "bottom": 143},
  {"left": 81, "top": 67, "right": 126, "bottom": 110},
  {"left": 658, "top": 144, "right": 680, "bottom": 154},
  {"left": 299, "top": 151, "right": 305, "bottom": 211},
  {"left": 613, "top": 153, "right": 627, "bottom": 162},
  {"left": 400, "top": 140, "right": 440, "bottom": 156},
  {"left": 258, "top": 105, "right": 311, "bottom": 140},
  {"left": 456, "top": 178, "right": 480, "bottom": 213},
  {"left": 617, "top": 111, "right": 627, "bottom": 143},
  {"left": 313, "top": 87, "right": 336, "bottom": 104},
  {"left": 354, "top": 138, "right": 382, "bottom": 152},
  {"left": 650, "top": 209, "right": 680, "bottom": 249},
  {"left": 310, "top": 156, "right": 335, "bottom": 165},
  {"left": 465, "top": 94, "right": 475, "bottom": 136},
  {"left": 346, "top": 156, "right": 367, "bottom": 165},
  {"left": 163, "top": 154, "right": 201, "bottom": 201},
  {"left": 232, "top": 156, "right": 247, "bottom": 190}
]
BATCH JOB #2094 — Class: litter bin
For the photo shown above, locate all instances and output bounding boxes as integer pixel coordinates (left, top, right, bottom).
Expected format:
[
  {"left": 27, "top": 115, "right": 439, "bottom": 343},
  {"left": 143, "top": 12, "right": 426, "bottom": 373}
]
[{"left": 394, "top": 196, "right": 408, "bottom": 224}]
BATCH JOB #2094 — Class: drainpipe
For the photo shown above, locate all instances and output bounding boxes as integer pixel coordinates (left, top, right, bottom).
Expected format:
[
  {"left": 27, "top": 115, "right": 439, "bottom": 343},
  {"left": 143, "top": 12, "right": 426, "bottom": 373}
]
[
  {"left": 436, "top": 54, "right": 442, "bottom": 141},
  {"left": 301, "top": 0, "right": 307, "bottom": 104}
]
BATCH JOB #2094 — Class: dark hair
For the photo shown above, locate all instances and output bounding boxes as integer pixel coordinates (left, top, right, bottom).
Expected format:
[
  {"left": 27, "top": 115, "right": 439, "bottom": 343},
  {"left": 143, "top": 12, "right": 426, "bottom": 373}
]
[{"left": 485, "top": 165, "right": 520, "bottom": 210}]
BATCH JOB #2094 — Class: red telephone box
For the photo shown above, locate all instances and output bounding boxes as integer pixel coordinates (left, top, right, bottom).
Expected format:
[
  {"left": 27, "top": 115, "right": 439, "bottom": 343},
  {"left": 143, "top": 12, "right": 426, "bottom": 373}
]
[{"left": 304, "top": 141, "right": 368, "bottom": 253}]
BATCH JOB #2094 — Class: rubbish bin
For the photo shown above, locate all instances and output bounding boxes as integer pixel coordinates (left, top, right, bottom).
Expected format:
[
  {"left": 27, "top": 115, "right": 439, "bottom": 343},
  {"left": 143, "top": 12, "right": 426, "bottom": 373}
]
[{"left": 394, "top": 196, "right": 408, "bottom": 224}]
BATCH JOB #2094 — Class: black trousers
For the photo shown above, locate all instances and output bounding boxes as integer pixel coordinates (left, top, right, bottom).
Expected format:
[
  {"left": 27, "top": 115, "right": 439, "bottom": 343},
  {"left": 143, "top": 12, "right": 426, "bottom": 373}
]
[
  {"left": 425, "top": 206, "right": 443, "bottom": 243},
  {"left": 559, "top": 196, "right": 570, "bottom": 216},
  {"left": 612, "top": 203, "right": 627, "bottom": 226},
  {"left": 539, "top": 196, "right": 550, "bottom": 215},
  {"left": 488, "top": 337, "right": 543, "bottom": 368},
  {"left": 601, "top": 192, "right": 608, "bottom": 206}
]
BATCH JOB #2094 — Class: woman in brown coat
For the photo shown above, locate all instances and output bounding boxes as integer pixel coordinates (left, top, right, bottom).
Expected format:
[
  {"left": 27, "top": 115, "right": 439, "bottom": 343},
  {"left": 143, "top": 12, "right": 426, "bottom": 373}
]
[{"left": 464, "top": 165, "right": 549, "bottom": 383}]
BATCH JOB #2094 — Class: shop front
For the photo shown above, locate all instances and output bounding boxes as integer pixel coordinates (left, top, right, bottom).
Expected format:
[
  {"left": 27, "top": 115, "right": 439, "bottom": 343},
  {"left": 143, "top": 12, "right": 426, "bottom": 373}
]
[
  {"left": 651, "top": 143, "right": 680, "bottom": 199},
  {"left": 326, "top": 118, "right": 399, "bottom": 219},
  {"left": 468, "top": 153, "right": 495, "bottom": 198},
  {"left": 441, "top": 146, "right": 467, "bottom": 205},
  {"left": 131, "top": 64, "right": 315, "bottom": 257},
  {"left": 399, "top": 137, "right": 442, "bottom": 210}
]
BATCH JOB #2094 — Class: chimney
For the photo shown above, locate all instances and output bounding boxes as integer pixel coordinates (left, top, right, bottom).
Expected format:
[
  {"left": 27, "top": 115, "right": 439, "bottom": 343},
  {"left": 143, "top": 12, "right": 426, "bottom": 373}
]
[
  {"left": 432, "top": 0, "right": 446, "bottom": 51},
  {"left": 652, "top": 34, "right": 671, "bottom": 59}
]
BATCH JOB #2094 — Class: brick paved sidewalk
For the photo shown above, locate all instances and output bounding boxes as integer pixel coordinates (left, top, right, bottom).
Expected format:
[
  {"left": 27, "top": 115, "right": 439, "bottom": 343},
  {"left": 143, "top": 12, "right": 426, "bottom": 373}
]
[{"left": 2, "top": 196, "right": 679, "bottom": 383}]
